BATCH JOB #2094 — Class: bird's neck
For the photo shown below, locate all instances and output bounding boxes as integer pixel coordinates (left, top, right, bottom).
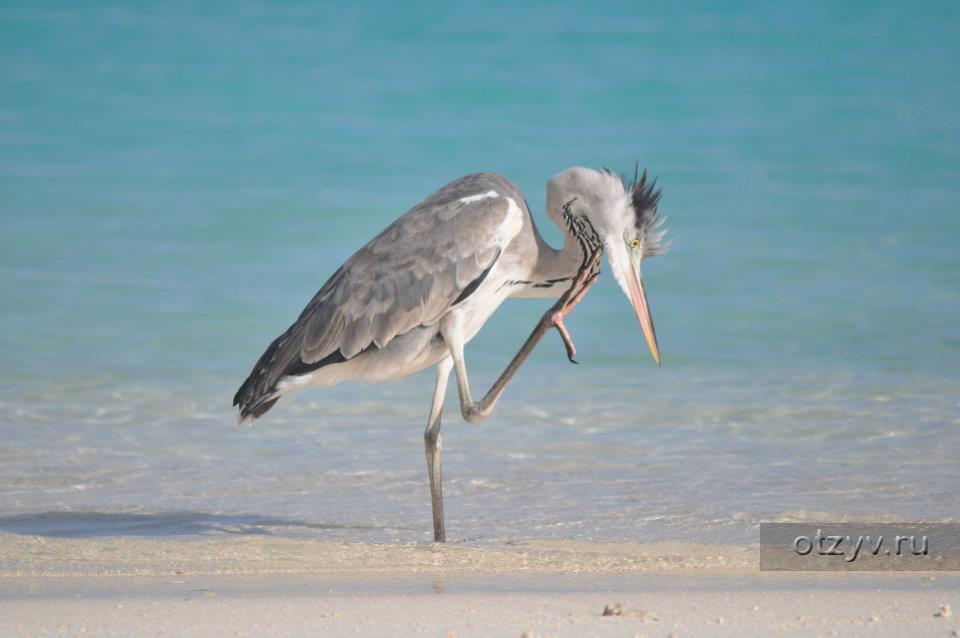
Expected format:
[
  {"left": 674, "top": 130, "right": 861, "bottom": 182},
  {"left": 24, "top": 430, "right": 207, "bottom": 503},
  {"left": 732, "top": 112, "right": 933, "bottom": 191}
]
[
  {"left": 533, "top": 232, "right": 582, "bottom": 281},
  {"left": 522, "top": 207, "right": 593, "bottom": 297}
]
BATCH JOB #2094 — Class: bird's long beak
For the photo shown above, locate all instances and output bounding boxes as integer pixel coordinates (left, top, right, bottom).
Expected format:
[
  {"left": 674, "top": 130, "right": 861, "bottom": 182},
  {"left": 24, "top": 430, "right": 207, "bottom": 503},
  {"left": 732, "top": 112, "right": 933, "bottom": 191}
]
[
  {"left": 625, "top": 263, "right": 661, "bottom": 366},
  {"left": 609, "top": 243, "right": 661, "bottom": 366}
]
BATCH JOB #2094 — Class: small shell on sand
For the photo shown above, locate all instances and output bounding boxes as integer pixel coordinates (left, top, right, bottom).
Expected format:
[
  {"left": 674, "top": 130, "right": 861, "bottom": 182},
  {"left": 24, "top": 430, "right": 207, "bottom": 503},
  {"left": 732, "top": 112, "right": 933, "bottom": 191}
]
[
  {"left": 602, "top": 603, "right": 658, "bottom": 621},
  {"left": 936, "top": 605, "right": 952, "bottom": 618}
]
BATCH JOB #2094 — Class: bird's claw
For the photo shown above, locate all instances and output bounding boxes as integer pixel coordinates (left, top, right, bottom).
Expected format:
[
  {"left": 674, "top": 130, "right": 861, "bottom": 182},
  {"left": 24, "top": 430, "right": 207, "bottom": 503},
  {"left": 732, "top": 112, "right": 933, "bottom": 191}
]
[
  {"left": 545, "top": 248, "right": 601, "bottom": 365},
  {"left": 550, "top": 312, "right": 578, "bottom": 364}
]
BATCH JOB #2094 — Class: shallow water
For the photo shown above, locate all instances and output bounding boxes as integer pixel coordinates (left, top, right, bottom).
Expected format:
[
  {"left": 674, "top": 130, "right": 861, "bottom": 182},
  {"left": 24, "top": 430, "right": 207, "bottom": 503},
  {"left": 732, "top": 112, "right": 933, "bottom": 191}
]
[{"left": 1, "top": 2, "right": 958, "bottom": 545}]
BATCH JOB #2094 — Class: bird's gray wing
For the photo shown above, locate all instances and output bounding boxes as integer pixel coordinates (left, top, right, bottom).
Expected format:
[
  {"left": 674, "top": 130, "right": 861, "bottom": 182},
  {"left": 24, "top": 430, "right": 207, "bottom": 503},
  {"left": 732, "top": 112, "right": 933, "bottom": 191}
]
[
  {"left": 234, "top": 189, "right": 518, "bottom": 418},
  {"left": 302, "top": 193, "right": 512, "bottom": 361},
  {"left": 234, "top": 171, "right": 527, "bottom": 420}
]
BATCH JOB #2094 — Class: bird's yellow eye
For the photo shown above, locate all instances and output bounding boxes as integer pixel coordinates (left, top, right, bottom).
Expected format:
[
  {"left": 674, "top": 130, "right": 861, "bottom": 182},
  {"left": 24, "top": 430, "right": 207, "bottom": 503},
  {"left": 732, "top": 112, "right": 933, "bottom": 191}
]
[{"left": 630, "top": 238, "right": 640, "bottom": 248}]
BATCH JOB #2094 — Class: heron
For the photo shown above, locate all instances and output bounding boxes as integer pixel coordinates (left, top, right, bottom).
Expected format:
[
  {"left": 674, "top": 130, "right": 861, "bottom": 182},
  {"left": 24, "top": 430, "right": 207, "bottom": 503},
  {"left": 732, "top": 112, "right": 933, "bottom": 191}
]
[{"left": 233, "top": 166, "right": 669, "bottom": 542}]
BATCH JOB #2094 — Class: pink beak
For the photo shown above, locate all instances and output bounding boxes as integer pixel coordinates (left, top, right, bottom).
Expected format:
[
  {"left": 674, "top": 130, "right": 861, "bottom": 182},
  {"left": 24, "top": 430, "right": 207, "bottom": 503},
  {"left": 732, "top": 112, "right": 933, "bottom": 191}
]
[{"left": 625, "top": 264, "right": 661, "bottom": 366}]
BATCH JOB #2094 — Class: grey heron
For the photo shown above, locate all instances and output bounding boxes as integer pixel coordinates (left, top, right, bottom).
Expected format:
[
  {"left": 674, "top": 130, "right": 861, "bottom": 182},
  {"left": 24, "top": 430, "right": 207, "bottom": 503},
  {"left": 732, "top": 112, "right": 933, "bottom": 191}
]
[{"left": 234, "top": 166, "right": 669, "bottom": 542}]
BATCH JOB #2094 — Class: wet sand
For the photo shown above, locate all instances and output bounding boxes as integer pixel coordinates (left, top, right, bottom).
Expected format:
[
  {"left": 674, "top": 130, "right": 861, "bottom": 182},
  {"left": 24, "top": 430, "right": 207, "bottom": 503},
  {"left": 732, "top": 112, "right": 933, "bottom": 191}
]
[
  {"left": 1, "top": 534, "right": 957, "bottom": 636},
  {"left": 0, "top": 534, "right": 754, "bottom": 577}
]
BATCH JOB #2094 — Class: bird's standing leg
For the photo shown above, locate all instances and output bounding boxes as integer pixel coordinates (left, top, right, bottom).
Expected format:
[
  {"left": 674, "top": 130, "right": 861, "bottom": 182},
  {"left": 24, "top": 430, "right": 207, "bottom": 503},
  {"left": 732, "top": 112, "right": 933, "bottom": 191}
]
[
  {"left": 424, "top": 357, "right": 453, "bottom": 542},
  {"left": 441, "top": 247, "right": 603, "bottom": 424}
]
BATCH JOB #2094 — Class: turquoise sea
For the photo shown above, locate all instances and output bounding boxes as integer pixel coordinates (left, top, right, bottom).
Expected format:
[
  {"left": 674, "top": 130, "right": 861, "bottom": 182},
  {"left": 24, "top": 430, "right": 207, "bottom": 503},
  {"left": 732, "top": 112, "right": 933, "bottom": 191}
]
[{"left": 1, "top": 2, "right": 958, "bottom": 543}]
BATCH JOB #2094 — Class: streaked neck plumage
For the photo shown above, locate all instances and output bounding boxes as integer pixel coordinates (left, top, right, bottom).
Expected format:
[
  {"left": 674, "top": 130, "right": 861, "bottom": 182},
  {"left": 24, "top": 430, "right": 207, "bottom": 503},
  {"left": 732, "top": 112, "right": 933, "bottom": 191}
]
[{"left": 519, "top": 199, "right": 598, "bottom": 298}]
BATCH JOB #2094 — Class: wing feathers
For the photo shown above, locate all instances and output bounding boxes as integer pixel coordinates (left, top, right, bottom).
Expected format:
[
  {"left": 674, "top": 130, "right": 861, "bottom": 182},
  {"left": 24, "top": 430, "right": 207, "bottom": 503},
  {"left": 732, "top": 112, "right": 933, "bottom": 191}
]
[
  {"left": 303, "top": 193, "right": 512, "bottom": 363},
  {"left": 235, "top": 173, "right": 524, "bottom": 417}
]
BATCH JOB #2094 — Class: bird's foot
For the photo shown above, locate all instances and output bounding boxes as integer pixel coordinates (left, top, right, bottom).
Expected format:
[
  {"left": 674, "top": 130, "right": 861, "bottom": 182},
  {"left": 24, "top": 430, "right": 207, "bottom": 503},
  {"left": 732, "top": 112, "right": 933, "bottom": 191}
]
[
  {"left": 549, "top": 312, "right": 578, "bottom": 364},
  {"left": 546, "top": 247, "right": 602, "bottom": 365},
  {"left": 548, "top": 267, "right": 599, "bottom": 365}
]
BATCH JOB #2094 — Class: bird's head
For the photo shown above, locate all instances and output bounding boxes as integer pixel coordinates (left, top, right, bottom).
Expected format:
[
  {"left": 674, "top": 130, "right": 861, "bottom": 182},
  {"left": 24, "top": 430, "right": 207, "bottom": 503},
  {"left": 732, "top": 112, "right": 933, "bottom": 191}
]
[{"left": 546, "top": 166, "right": 670, "bottom": 366}]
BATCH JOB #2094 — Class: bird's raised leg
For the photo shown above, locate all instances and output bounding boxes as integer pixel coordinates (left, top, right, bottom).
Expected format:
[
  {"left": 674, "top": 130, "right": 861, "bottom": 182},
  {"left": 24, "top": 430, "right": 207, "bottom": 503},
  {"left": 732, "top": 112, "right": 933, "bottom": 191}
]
[
  {"left": 441, "top": 247, "right": 602, "bottom": 424},
  {"left": 424, "top": 357, "right": 453, "bottom": 542}
]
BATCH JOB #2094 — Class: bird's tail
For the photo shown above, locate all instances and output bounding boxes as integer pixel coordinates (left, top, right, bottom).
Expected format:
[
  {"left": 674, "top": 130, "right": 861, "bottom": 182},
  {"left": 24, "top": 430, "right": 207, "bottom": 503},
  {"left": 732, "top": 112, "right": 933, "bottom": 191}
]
[
  {"left": 234, "top": 394, "right": 280, "bottom": 426},
  {"left": 233, "top": 332, "right": 292, "bottom": 426}
]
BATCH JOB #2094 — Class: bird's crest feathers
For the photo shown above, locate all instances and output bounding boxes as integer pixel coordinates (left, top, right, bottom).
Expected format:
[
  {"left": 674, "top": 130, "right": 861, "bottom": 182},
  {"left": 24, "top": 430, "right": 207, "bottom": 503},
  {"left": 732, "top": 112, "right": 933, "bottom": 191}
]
[{"left": 602, "top": 165, "right": 671, "bottom": 258}]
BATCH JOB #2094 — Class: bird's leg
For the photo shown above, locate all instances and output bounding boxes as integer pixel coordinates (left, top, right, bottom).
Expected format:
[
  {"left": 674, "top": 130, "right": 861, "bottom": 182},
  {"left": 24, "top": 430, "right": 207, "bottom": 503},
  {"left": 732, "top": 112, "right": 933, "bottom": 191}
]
[
  {"left": 442, "top": 246, "right": 603, "bottom": 424},
  {"left": 441, "top": 312, "right": 479, "bottom": 420},
  {"left": 424, "top": 357, "right": 453, "bottom": 542}
]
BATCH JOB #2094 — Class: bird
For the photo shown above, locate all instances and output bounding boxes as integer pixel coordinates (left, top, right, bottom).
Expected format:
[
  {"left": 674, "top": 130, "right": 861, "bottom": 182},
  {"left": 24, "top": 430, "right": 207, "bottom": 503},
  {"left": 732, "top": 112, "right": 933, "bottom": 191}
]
[{"left": 234, "top": 166, "right": 669, "bottom": 542}]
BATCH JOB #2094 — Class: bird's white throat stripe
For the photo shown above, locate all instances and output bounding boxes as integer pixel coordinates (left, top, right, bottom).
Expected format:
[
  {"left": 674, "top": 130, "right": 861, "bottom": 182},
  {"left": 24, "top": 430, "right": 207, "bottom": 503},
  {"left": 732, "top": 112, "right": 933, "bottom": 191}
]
[{"left": 459, "top": 190, "right": 498, "bottom": 204}]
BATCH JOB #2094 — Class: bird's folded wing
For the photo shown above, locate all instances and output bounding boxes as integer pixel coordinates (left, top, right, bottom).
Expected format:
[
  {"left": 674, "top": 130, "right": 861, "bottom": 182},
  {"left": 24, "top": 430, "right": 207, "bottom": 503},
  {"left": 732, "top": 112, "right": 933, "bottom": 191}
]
[
  {"left": 300, "top": 194, "right": 513, "bottom": 362},
  {"left": 233, "top": 183, "right": 520, "bottom": 413}
]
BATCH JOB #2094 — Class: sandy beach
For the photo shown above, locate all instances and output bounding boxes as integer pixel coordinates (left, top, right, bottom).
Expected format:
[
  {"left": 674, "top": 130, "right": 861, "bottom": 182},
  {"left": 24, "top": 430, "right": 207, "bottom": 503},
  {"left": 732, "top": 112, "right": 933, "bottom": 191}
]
[{"left": 1, "top": 533, "right": 957, "bottom": 637}]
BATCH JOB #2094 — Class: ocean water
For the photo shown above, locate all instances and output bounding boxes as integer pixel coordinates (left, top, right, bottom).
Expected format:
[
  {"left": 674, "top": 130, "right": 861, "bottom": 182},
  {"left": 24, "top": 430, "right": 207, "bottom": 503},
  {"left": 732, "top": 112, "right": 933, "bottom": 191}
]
[{"left": 1, "top": 2, "right": 958, "bottom": 545}]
